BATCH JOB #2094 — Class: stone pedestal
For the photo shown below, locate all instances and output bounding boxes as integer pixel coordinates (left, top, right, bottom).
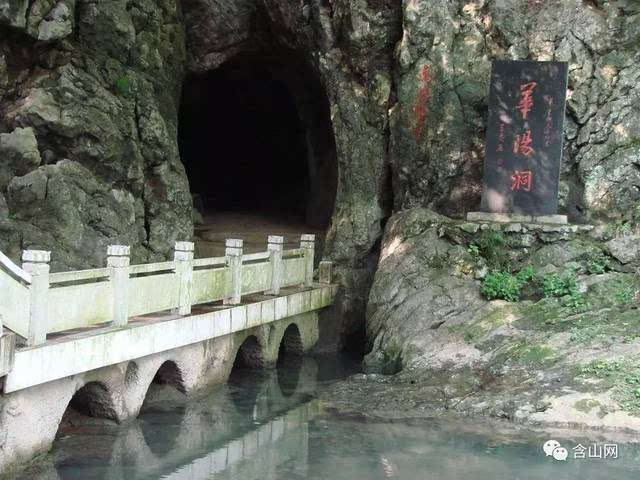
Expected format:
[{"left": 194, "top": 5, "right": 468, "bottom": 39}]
[{"left": 467, "top": 212, "right": 568, "bottom": 225}]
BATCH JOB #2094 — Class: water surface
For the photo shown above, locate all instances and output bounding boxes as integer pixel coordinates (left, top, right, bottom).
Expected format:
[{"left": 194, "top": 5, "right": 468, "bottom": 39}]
[{"left": 21, "top": 355, "right": 640, "bottom": 479}]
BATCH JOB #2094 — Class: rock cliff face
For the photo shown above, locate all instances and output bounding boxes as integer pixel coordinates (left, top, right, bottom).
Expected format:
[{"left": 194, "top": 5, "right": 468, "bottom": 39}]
[
  {"left": 363, "top": 208, "right": 640, "bottom": 429},
  {"left": 0, "top": 0, "right": 191, "bottom": 271},
  {"left": 390, "top": 0, "right": 640, "bottom": 221},
  {"left": 0, "top": 0, "right": 638, "bottom": 350}
]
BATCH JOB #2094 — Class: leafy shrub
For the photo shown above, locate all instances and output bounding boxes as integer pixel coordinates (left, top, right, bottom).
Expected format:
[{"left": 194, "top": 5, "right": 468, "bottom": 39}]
[
  {"left": 542, "top": 271, "right": 578, "bottom": 298},
  {"left": 585, "top": 251, "right": 609, "bottom": 274},
  {"left": 578, "top": 360, "right": 623, "bottom": 377},
  {"left": 481, "top": 265, "right": 538, "bottom": 302},
  {"left": 467, "top": 244, "right": 480, "bottom": 258},
  {"left": 566, "top": 289, "right": 588, "bottom": 313},
  {"left": 481, "top": 271, "right": 522, "bottom": 302},
  {"left": 542, "top": 270, "right": 588, "bottom": 313},
  {"left": 516, "top": 266, "right": 536, "bottom": 285}
]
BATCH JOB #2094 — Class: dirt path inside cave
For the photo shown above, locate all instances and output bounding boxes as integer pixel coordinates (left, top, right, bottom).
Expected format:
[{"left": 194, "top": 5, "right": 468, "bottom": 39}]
[{"left": 194, "top": 212, "right": 327, "bottom": 261}]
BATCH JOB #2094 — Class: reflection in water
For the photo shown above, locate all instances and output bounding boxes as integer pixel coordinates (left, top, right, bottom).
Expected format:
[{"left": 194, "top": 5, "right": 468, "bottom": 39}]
[
  {"left": 276, "top": 324, "right": 304, "bottom": 397},
  {"left": 18, "top": 355, "right": 640, "bottom": 480},
  {"left": 139, "top": 404, "right": 187, "bottom": 458},
  {"left": 277, "top": 356, "right": 302, "bottom": 397}
]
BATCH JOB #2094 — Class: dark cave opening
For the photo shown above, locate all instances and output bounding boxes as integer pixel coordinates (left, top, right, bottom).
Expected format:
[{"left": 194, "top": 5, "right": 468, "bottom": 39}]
[{"left": 178, "top": 51, "right": 337, "bottom": 229}]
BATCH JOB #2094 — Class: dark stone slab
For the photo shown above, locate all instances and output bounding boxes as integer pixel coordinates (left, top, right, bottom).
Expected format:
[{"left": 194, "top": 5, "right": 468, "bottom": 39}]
[{"left": 480, "top": 60, "right": 568, "bottom": 215}]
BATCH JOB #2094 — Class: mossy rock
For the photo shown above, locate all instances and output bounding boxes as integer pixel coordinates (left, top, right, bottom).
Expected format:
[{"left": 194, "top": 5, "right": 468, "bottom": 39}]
[
  {"left": 454, "top": 303, "right": 521, "bottom": 344},
  {"left": 528, "top": 240, "right": 604, "bottom": 270}
]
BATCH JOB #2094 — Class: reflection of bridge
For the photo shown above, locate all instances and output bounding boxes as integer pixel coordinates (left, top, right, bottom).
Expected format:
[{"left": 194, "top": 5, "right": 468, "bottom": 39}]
[
  {"left": 22, "top": 359, "right": 322, "bottom": 479},
  {"left": 164, "top": 401, "right": 318, "bottom": 480},
  {"left": 0, "top": 235, "right": 336, "bottom": 473}
]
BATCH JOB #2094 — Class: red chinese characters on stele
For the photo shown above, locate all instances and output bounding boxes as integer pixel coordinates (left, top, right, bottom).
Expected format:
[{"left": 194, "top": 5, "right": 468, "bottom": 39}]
[
  {"left": 510, "top": 80, "right": 538, "bottom": 194},
  {"left": 517, "top": 82, "right": 537, "bottom": 120},
  {"left": 513, "top": 130, "right": 535, "bottom": 157},
  {"left": 511, "top": 170, "right": 533, "bottom": 192}
]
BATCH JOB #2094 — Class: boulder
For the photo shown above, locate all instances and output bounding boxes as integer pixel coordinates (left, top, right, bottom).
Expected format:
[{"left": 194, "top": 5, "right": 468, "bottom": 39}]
[
  {"left": 365, "top": 209, "right": 486, "bottom": 373},
  {"left": 31, "top": 0, "right": 75, "bottom": 41},
  {"left": 0, "top": 128, "right": 41, "bottom": 190},
  {"left": 607, "top": 234, "right": 640, "bottom": 267}
]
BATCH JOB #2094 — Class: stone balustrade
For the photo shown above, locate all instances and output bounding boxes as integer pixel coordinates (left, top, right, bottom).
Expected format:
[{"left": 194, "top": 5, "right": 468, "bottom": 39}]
[{"left": 0, "top": 234, "right": 330, "bottom": 349}]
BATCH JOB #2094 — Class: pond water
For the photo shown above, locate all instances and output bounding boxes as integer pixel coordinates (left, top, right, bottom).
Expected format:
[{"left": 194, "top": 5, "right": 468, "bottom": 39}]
[{"left": 19, "top": 355, "right": 640, "bottom": 479}]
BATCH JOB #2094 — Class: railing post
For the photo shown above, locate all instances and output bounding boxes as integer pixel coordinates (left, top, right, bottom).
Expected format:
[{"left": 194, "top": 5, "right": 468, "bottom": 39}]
[
  {"left": 174, "top": 241, "right": 194, "bottom": 315},
  {"left": 319, "top": 261, "right": 333, "bottom": 284},
  {"left": 266, "top": 235, "right": 284, "bottom": 296},
  {"left": 300, "top": 234, "right": 315, "bottom": 288},
  {"left": 224, "top": 239, "right": 243, "bottom": 305},
  {"left": 107, "top": 245, "right": 130, "bottom": 327},
  {"left": 0, "top": 313, "right": 15, "bottom": 378},
  {"left": 22, "top": 250, "right": 50, "bottom": 346}
]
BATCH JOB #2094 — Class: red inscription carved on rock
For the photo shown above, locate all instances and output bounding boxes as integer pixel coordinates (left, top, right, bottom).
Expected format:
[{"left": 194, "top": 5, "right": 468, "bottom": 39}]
[{"left": 413, "top": 65, "right": 432, "bottom": 140}]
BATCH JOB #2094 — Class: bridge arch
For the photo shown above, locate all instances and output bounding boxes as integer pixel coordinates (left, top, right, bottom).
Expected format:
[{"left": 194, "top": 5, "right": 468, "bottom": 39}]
[
  {"left": 277, "top": 323, "right": 303, "bottom": 366},
  {"left": 65, "top": 381, "right": 120, "bottom": 422},
  {"left": 231, "top": 335, "right": 264, "bottom": 372},
  {"left": 146, "top": 360, "right": 187, "bottom": 396},
  {"left": 55, "top": 380, "right": 120, "bottom": 442}
]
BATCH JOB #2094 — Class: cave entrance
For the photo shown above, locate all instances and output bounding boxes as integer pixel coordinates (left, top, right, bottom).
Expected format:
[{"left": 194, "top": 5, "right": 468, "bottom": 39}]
[{"left": 179, "top": 51, "right": 337, "bottom": 256}]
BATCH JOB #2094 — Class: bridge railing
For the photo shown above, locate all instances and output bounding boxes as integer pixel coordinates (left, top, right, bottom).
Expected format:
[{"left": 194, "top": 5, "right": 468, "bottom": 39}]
[{"left": 0, "top": 234, "right": 333, "bottom": 347}]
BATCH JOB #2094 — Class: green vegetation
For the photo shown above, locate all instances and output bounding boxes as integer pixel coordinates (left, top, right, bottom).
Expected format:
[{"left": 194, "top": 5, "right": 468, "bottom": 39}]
[
  {"left": 585, "top": 251, "right": 610, "bottom": 275},
  {"left": 577, "top": 358, "right": 640, "bottom": 415},
  {"left": 472, "top": 231, "right": 513, "bottom": 270},
  {"left": 615, "top": 282, "right": 636, "bottom": 305},
  {"left": 479, "top": 265, "right": 588, "bottom": 310},
  {"left": 481, "top": 271, "right": 523, "bottom": 302},
  {"left": 542, "top": 271, "right": 577, "bottom": 298},
  {"left": 604, "top": 205, "right": 640, "bottom": 239},
  {"left": 492, "top": 339, "right": 556, "bottom": 367},
  {"left": 569, "top": 324, "right": 605, "bottom": 344},
  {"left": 480, "top": 266, "right": 537, "bottom": 302},
  {"left": 578, "top": 359, "right": 624, "bottom": 377},
  {"left": 114, "top": 75, "right": 131, "bottom": 96},
  {"left": 541, "top": 270, "right": 588, "bottom": 313}
]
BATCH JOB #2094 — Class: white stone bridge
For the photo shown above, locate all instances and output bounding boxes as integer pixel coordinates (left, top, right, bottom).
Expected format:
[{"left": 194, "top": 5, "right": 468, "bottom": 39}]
[{"left": 0, "top": 234, "right": 336, "bottom": 472}]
